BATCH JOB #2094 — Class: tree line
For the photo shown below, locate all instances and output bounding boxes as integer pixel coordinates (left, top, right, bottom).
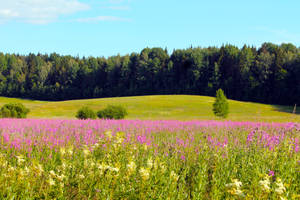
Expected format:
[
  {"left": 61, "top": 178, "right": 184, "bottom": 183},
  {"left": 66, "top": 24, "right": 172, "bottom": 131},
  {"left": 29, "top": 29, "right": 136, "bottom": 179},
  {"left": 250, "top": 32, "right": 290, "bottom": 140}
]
[{"left": 0, "top": 42, "right": 299, "bottom": 105}]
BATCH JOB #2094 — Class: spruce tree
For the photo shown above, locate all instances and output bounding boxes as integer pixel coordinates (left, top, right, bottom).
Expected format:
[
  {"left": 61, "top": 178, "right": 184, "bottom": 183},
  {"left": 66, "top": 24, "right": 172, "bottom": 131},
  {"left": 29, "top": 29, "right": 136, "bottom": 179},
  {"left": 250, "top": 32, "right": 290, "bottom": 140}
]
[{"left": 213, "top": 89, "right": 229, "bottom": 118}]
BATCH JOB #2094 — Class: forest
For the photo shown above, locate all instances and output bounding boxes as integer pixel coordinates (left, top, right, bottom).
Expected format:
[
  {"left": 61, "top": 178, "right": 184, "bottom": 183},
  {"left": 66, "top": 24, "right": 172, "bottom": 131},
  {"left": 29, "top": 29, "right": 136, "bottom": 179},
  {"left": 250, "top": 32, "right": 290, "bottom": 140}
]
[{"left": 0, "top": 42, "right": 299, "bottom": 105}]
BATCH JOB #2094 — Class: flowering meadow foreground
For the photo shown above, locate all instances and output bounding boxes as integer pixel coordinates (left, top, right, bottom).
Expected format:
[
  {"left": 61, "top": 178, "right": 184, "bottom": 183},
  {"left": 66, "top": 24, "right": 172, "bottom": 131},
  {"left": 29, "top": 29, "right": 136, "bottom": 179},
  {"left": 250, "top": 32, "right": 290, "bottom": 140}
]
[{"left": 0, "top": 119, "right": 299, "bottom": 199}]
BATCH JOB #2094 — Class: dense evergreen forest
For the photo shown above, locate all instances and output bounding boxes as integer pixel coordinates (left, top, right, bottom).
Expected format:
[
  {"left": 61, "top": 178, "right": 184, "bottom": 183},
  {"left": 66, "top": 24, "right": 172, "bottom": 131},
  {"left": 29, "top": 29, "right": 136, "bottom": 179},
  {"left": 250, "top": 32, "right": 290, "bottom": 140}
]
[{"left": 0, "top": 42, "right": 299, "bottom": 105}]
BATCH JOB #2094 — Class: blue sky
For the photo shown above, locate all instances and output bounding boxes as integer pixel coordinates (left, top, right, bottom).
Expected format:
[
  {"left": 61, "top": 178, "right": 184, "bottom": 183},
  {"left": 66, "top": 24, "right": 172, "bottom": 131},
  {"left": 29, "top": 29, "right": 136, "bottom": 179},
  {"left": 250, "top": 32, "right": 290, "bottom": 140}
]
[{"left": 0, "top": 0, "right": 300, "bottom": 57}]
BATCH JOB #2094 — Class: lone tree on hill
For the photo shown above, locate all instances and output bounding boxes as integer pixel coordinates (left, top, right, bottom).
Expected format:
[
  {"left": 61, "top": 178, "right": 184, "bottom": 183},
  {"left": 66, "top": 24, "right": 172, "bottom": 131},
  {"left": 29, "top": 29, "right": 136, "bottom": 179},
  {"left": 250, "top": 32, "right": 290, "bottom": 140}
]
[{"left": 213, "top": 89, "right": 229, "bottom": 118}]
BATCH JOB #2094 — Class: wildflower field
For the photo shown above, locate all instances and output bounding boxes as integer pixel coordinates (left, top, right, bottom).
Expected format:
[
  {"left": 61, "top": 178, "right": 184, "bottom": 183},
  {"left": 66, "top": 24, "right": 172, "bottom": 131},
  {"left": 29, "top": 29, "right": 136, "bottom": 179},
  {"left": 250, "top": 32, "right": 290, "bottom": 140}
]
[{"left": 0, "top": 119, "right": 299, "bottom": 199}]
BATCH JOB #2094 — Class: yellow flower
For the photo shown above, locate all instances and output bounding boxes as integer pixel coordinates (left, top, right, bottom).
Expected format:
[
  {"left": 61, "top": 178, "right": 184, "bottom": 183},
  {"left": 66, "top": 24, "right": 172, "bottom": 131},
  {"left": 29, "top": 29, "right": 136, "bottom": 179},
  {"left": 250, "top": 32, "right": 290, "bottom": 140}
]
[
  {"left": 108, "top": 166, "right": 119, "bottom": 173},
  {"left": 127, "top": 161, "right": 136, "bottom": 174},
  {"left": 139, "top": 167, "right": 150, "bottom": 181},
  {"left": 259, "top": 175, "right": 271, "bottom": 192},
  {"left": 116, "top": 137, "right": 124, "bottom": 144},
  {"left": 8, "top": 166, "right": 15, "bottom": 172},
  {"left": 153, "top": 159, "right": 159, "bottom": 170},
  {"left": 97, "top": 163, "right": 105, "bottom": 170},
  {"left": 83, "top": 149, "right": 90, "bottom": 157},
  {"left": 226, "top": 179, "right": 242, "bottom": 189},
  {"left": 24, "top": 166, "right": 29, "bottom": 174},
  {"left": 147, "top": 157, "right": 153, "bottom": 168},
  {"left": 170, "top": 171, "right": 179, "bottom": 182},
  {"left": 160, "top": 163, "right": 166, "bottom": 173},
  {"left": 234, "top": 189, "right": 245, "bottom": 198},
  {"left": 104, "top": 130, "right": 113, "bottom": 139},
  {"left": 49, "top": 170, "right": 56, "bottom": 177},
  {"left": 60, "top": 148, "right": 66, "bottom": 155},
  {"left": 67, "top": 147, "right": 73, "bottom": 155},
  {"left": 79, "top": 174, "right": 85, "bottom": 179},
  {"left": 19, "top": 169, "right": 25, "bottom": 179},
  {"left": 116, "top": 132, "right": 125, "bottom": 138},
  {"left": 36, "top": 164, "right": 44, "bottom": 176},
  {"left": 143, "top": 144, "right": 148, "bottom": 151},
  {"left": 1, "top": 161, "right": 8, "bottom": 167},
  {"left": 49, "top": 178, "right": 55, "bottom": 186},
  {"left": 275, "top": 178, "right": 286, "bottom": 195},
  {"left": 57, "top": 174, "right": 66, "bottom": 182},
  {"left": 90, "top": 161, "right": 96, "bottom": 167},
  {"left": 61, "top": 162, "right": 67, "bottom": 171}
]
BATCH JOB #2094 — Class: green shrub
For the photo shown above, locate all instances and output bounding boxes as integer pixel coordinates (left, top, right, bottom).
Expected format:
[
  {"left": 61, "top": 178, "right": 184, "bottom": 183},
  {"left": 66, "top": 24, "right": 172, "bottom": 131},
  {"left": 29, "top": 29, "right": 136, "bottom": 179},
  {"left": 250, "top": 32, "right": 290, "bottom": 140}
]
[
  {"left": 97, "top": 105, "right": 128, "bottom": 119},
  {"left": 76, "top": 106, "right": 96, "bottom": 120},
  {"left": 213, "top": 89, "right": 229, "bottom": 118},
  {"left": 0, "top": 103, "right": 30, "bottom": 118}
]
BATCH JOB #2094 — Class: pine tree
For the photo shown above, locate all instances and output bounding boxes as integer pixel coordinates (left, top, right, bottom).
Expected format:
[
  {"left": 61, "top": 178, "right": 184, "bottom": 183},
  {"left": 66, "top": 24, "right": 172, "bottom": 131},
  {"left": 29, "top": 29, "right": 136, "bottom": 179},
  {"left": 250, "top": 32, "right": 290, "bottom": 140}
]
[{"left": 213, "top": 89, "right": 229, "bottom": 118}]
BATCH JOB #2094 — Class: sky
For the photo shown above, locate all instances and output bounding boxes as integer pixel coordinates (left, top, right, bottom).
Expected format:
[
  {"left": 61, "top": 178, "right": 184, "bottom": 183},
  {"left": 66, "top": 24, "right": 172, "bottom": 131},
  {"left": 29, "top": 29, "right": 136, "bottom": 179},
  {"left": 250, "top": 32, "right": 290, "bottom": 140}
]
[{"left": 0, "top": 0, "right": 300, "bottom": 58}]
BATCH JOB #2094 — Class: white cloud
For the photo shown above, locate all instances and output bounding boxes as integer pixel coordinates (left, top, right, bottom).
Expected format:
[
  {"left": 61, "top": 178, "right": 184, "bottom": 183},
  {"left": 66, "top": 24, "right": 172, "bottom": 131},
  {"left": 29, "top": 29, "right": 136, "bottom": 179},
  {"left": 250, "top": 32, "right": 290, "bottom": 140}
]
[
  {"left": 76, "top": 16, "right": 129, "bottom": 23},
  {"left": 0, "top": 0, "right": 90, "bottom": 24}
]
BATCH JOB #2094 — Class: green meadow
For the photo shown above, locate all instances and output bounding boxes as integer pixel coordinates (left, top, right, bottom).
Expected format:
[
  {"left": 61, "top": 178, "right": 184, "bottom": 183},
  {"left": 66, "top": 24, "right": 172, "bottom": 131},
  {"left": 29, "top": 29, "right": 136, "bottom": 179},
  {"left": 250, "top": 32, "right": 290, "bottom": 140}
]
[{"left": 0, "top": 95, "right": 298, "bottom": 122}]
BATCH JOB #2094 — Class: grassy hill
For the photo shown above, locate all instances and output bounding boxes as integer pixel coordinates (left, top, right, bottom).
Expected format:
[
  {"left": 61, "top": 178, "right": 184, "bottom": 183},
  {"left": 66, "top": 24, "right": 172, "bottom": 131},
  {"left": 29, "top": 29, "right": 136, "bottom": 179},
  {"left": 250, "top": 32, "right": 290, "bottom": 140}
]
[{"left": 0, "top": 95, "right": 299, "bottom": 122}]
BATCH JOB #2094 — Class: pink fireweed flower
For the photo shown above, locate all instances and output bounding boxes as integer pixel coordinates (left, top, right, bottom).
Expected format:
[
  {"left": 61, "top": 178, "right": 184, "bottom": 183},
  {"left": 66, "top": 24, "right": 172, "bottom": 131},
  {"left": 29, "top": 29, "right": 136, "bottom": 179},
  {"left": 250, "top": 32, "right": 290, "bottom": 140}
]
[
  {"left": 180, "top": 155, "right": 186, "bottom": 161},
  {"left": 268, "top": 170, "right": 275, "bottom": 177}
]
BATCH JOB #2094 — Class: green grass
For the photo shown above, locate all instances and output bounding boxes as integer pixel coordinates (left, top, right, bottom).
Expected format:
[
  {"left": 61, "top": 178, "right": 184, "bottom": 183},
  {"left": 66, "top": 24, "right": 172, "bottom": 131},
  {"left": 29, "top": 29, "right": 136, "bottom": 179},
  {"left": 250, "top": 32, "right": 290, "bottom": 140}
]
[{"left": 0, "top": 95, "right": 299, "bottom": 122}]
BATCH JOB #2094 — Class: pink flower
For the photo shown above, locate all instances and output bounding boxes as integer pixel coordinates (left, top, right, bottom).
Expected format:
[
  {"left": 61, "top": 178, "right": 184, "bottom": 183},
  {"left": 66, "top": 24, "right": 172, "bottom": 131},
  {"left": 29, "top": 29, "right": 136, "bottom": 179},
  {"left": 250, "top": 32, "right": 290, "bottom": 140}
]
[
  {"left": 268, "top": 170, "right": 275, "bottom": 177},
  {"left": 180, "top": 155, "right": 186, "bottom": 161}
]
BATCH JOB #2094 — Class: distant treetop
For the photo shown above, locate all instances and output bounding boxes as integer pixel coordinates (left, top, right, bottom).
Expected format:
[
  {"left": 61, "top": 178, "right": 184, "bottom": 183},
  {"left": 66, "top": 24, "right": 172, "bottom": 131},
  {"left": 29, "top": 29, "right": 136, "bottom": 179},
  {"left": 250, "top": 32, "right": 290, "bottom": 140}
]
[{"left": 0, "top": 42, "right": 299, "bottom": 106}]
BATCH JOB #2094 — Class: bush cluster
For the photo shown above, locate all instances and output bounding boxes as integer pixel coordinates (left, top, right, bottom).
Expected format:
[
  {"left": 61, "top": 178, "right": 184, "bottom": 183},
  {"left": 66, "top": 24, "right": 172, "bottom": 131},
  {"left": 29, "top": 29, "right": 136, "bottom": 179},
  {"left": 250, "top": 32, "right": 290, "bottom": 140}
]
[
  {"left": 76, "top": 105, "right": 127, "bottom": 120},
  {"left": 0, "top": 103, "right": 30, "bottom": 118},
  {"left": 76, "top": 107, "right": 97, "bottom": 120},
  {"left": 97, "top": 105, "right": 128, "bottom": 119}
]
